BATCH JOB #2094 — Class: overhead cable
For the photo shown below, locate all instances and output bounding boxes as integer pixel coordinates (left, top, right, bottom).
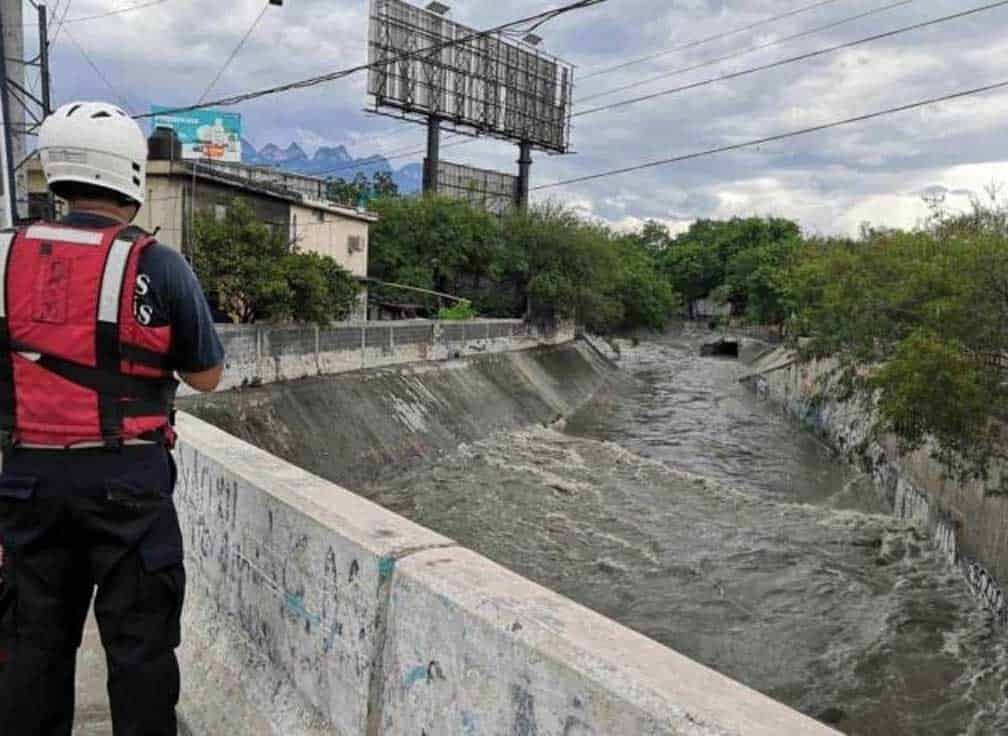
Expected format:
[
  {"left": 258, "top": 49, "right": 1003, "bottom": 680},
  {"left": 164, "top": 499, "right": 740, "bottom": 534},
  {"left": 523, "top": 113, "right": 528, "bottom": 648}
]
[
  {"left": 535, "top": 78, "right": 1008, "bottom": 190},
  {"left": 576, "top": 0, "right": 916, "bottom": 104},
  {"left": 580, "top": 0, "right": 847, "bottom": 80},
  {"left": 573, "top": 0, "right": 1008, "bottom": 119},
  {"left": 63, "top": 26, "right": 134, "bottom": 113},
  {"left": 26, "top": 0, "right": 169, "bottom": 26},
  {"left": 133, "top": 0, "right": 608, "bottom": 119},
  {"left": 199, "top": 1, "right": 270, "bottom": 104}
]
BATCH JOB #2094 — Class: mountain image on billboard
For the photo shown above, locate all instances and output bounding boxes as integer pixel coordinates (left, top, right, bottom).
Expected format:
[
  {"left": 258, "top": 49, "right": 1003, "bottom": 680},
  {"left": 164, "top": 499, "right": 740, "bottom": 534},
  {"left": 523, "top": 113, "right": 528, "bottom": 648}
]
[{"left": 150, "top": 106, "right": 243, "bottom": 163}]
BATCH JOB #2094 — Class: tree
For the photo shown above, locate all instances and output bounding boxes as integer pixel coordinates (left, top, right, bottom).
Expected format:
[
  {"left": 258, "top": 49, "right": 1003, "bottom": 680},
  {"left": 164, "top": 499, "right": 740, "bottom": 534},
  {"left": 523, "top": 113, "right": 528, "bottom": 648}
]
[
  {"left": 326, "top": 172, "right": 371, "bottom": 206},
  {"left": 326, "top": 171, "right": 399, "bottom": 207},
  {"left": 658, "top": 217, "right": 801, "bottom": 315},
  {"left": 725, "top": 235, "right": 801, "bottom": 326},
  {"left": 369, "top": 195, "right": 502, "bottom": 312},
  {"left": 373, "top": 171, "right": 399, "bottom": 198},
  {"left": 783, "top": 211, "right": 1008, "bottom": 479},
  {"left": 191, "top": 198, "right": 291, "bottom": 323},
  {"left": 368, "top": 196, "right": 677, "bottom": 332},
  {"left": 191, "top": 197, "right": 357, "bottom": 325},
  {"left": 631, "top": 219, "right": 674, "bottom": 259},
  {"left": 283, "top": 252, "right": 360, "bottom": 325},
  {"left": 613, "top": 237, "right": 679, "bottom": 331}
]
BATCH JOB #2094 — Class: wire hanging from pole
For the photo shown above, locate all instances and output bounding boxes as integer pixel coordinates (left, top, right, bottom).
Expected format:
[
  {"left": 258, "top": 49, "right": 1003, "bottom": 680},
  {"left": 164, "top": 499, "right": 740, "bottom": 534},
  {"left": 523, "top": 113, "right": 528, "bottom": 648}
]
[{"left": 198, "top": 1, "right": 270, "bottom": 105}]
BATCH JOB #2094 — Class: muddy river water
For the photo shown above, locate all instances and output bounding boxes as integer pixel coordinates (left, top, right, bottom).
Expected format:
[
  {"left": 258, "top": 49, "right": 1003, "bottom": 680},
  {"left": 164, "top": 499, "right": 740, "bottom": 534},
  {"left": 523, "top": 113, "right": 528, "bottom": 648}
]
[{"left": 366, "top": 334, "right": 1008, "bottom": 735}]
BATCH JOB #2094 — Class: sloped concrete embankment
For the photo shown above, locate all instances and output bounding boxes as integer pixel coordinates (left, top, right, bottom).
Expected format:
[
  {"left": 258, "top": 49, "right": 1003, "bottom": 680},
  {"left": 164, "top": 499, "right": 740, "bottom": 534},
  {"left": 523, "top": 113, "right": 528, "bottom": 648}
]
[
  {"left": 172, "top": 409, "right": 838, "bottom": 736},
  {"left": 180, "top": 340, "right": 614, "bottom": 489},
  {"left": 742, "top": 347, "right": 1008, "bottom": 623}
]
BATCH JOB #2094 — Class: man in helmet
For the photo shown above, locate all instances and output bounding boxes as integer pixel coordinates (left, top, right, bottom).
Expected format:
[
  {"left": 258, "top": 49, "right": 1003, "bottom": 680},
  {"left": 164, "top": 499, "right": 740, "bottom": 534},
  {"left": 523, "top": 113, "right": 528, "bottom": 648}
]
[{"left": 0, "top": 101, "right": 224, "bottom": 736}]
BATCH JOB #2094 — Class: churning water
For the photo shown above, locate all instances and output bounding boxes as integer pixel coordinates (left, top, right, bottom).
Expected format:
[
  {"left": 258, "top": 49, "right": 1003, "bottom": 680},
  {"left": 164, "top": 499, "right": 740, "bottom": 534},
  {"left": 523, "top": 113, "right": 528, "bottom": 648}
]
[{"left": 366, "top": 333, "right": 1008, "bottom": 735}]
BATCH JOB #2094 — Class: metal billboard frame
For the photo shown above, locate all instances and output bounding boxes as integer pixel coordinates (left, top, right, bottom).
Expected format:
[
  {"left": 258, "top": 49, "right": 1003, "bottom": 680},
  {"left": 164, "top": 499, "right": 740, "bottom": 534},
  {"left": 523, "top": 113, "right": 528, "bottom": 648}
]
[
  {"left": 429, "top": 158, "right": 519, "bottom": 215},
  {"left": 367, "top": 0, "right": 574, "bottom": 154}
]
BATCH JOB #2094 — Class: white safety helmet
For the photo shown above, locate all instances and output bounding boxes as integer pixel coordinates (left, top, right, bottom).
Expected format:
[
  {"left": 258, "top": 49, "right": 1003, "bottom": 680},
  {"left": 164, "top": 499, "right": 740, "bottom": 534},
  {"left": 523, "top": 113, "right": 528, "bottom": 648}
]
[{"left": 38, "top": 101, "right": 148, "bottom": 207}]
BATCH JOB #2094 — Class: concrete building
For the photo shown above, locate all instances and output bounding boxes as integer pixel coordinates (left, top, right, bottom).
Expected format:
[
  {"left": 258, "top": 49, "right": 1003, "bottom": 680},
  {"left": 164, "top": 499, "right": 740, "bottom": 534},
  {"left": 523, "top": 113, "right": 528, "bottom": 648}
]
[{"left": 27, "top": 157, "right": 378, "bottom": 320}]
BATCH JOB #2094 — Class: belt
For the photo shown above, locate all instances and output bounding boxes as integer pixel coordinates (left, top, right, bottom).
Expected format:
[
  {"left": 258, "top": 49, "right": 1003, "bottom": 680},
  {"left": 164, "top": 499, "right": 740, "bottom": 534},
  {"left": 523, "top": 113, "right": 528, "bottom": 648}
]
[{"left": 16, "top": 438, "right": 157, "bottom": 451}]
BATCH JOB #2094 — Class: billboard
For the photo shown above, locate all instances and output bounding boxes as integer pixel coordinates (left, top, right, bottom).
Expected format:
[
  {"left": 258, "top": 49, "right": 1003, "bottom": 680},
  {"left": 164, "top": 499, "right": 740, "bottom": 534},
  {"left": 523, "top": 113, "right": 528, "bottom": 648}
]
[
  {"left": 430, "top": 159, "right": 517, "bottom": 215},
  {"left": 150, "top": 106, "right": 242, "bottom": 163},
  {"left": 367, "top": 0, "right": 574, "bottom": 153}
]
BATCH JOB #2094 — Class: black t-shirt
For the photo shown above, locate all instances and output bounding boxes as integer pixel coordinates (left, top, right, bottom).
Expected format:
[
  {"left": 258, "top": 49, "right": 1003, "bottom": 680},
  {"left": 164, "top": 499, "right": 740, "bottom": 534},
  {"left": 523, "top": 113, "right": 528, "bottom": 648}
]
[{"left": 59, "top": 212, "right": 225, "bottom": 374}]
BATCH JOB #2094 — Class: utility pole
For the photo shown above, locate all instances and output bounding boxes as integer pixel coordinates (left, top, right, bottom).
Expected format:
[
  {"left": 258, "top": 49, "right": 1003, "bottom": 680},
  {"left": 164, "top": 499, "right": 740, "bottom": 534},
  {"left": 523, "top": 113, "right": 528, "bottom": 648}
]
[
  {"left": 0, "top": 4, "right": 17, "bottom": 227},
  {"left": 422, "top": 116, "right": 440, "bottom": 195},
  {"left": 1, "top": 0, "right": 25, "bottom": 221},
  {"left": 516, "top": 141, "right": 532, "bottom": 212}
]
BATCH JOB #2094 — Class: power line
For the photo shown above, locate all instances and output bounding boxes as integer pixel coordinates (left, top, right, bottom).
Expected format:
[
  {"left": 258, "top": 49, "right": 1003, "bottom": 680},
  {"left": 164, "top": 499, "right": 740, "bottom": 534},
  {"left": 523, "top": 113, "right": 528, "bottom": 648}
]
[
  {"left": 50, "top": 0, "right": 74, "bottom": 45},
  {"left": 576, "top": 0, "right": 916, "bottom": 104},
  {"left": 580, "top": 0, "right": 847, "bottom": 81},
  {"left": 573, "top": 0, "right": 1008, "bottom": 120},
  {"left": 133, "top": 0, "right": 608, "bottom": 120},
  {"left": 198, "top": 1, "right": 270, "bottom": 104},
  {"left": 25, "top": 0, "right": 169, "bottom": 25},
  {"left": 63, "top": 26, "right": 134, "bottom": 113},
  {"left": 535, "top": 78, "right": 1008, "bottom": 191}
]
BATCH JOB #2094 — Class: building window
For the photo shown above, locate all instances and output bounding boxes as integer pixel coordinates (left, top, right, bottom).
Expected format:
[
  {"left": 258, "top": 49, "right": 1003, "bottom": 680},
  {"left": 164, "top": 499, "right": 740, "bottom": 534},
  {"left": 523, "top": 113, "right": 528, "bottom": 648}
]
[
  {"left": 315, "top": 209, "right": 325, "bottom": 223},
  {"left": 214, "top": 204, "right": 227, "bottom": 222},
  {"left": 347, "top": 235, "right": 362, "bottom": 254}
]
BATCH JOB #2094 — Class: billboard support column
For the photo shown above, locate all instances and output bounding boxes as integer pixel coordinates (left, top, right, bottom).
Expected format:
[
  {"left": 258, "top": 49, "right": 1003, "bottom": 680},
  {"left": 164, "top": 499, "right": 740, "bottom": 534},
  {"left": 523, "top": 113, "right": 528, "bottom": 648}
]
[
  {"left": 423, "top": 116, "right": 441, "bottom": 195},
  {"left": 516, "top": 141, "right": 532, "bottom": 212},
  {"left": 38, "top": 4, "right": 51, "bottom": 119},
  {"left": 38, "top": 3, "right": 54, "bottom": 220}
]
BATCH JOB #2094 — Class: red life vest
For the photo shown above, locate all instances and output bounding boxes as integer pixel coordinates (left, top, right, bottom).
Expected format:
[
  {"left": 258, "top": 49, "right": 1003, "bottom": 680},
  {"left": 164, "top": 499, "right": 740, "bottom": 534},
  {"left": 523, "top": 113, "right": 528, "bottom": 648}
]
[{"left": 0, "top": 222, "right": 178, "bottom": 449}]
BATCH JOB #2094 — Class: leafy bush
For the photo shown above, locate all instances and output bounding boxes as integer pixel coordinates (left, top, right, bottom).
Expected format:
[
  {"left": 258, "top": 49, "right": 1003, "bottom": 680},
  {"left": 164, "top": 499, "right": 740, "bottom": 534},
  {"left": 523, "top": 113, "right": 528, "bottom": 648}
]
[{"left": 438, "top": 300, "right": 477, "bottom": 321}]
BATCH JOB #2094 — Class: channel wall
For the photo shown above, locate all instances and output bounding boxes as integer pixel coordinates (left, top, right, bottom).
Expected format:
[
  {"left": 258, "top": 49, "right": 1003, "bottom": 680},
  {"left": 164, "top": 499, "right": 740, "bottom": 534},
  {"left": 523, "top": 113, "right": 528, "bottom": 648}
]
[
  {"left": 165, "top": 323, "right": 836, "bottom": 735},
  {"left": 742, "top": 346, "right": 1008, "bottom": 624}
]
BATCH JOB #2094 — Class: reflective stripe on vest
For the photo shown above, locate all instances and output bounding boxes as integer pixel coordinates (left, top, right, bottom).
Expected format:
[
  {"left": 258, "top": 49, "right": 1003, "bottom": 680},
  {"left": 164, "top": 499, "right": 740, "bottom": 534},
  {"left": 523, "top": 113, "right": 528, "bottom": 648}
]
[
  {"left": 99, "top": 238, "right": 135, "bottom": 325},
  {"left": 0, "top": 231, "right": 15, "bottom": 433},
  {"left": 24, "top": 225, "right": 103, "bottom": 246},
  {"left": 0, "top": 232, "right": 14, "bottom": 319}
]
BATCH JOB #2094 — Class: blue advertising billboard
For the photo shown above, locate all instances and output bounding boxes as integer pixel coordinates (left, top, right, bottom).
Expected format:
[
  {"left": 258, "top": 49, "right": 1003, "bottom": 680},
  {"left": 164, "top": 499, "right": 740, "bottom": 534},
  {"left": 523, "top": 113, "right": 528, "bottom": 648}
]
[{"left": 150, "top": 106, "right": 242, "bottom": 163}]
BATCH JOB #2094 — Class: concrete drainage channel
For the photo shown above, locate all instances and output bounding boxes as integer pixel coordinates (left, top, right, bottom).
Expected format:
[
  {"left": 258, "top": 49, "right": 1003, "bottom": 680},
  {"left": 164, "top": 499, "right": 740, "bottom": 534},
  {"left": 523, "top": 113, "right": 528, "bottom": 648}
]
[
  {"left": 70, "top": 325, "right": 838, "bottom": 734},
  {"left": 166, "top": 412, "right": 838, "bottom": 735}
]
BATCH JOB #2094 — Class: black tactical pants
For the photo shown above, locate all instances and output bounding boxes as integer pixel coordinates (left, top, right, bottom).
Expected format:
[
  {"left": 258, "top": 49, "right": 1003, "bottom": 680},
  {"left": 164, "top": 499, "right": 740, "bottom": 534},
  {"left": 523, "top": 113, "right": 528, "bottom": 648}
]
[{"left": 0, "top": 445, "right": 184, "bottom": 736}]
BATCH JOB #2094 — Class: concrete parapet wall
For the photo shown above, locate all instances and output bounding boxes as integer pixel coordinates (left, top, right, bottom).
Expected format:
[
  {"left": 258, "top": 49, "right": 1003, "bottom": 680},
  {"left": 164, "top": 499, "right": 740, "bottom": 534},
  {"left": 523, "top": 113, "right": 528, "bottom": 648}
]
[
  {"left": 378, "top": 546, "right": 834, "bottom": 736},
  {"left": 201, "top": 320, "right": 573, "bottom": 394},
  {"left": 172, "top": 412, "right": 838, "bottom": 736},
  {"left": 173, "top": 412, "right": 454, "bottom": 735}
]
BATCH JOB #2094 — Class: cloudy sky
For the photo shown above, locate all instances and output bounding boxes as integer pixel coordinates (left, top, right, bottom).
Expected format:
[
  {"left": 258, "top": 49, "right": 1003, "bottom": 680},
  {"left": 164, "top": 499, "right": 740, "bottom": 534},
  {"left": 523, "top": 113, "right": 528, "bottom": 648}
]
[{"left": 24, "top": 0, "right": 1008, "bottom": 234}]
